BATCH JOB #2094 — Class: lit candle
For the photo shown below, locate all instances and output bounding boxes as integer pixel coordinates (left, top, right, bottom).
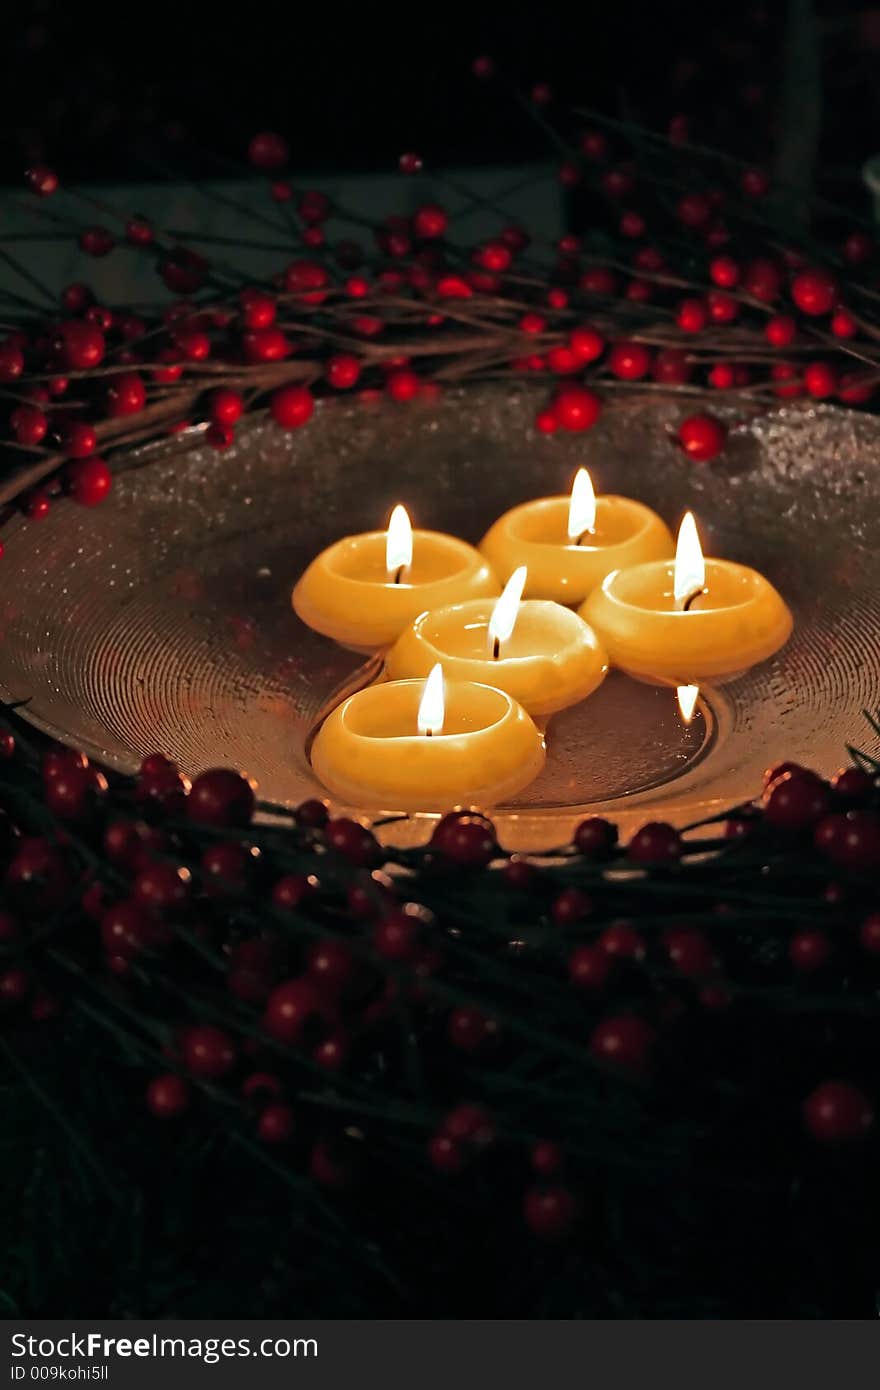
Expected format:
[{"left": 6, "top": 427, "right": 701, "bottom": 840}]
[
  {"left": 580, "top": 512, "right": 793, "bottom": 684},
  {"left": 479, "top": 469, "right": 674, "bottom": 606},
  {"left": 293, "top": 504, "right": 500, "bottom": 650},
  {"left": 385, "top": 565, "right": 608, "bottom": 716},
  {"left": 310, "top": 663, "right": 546, "bottom": 810}
]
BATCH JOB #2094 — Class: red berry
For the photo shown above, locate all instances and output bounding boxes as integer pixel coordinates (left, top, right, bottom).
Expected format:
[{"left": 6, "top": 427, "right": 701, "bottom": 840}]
[
  {"left": 442, "top": 1103, "right": 494, "bottom": 1148},
  {"left": 258, "top": 1103, "right": 295, "bottom": 1143},
  {"left": 628, "top": 821, "right": 682, "bottom": 864},
  {"left": 763, "top": 315, "right": 795, "bottom": 348},
  {"left": 821, "top": 811, "right": 880, "bottom": 872},
  {"left": 79, "top": 227, "right": 114, "bottom": 257},
  {"left": 502, "top": 856, "right": 538, "bottom": 891},
  {"left": 830, "top": 308, "right": 857, "bottom": 340},
  {"left": 386, "top": 369, "right": 420, "bottom": 402},
  {"left": 264, "top": 977, "right": 327, "bottom": 1045},
  {"left": 743, "top": 258, "right": 782, "bottom": 303},
  {"left": 296, "top": 798, "right": 328, "bottom": 828},
  {"left": 283, "top": 260, "right": 329, "bottom": 303},
  {"left": 568, "top": 945, "right": 611, "bottom": 992},
  {"left": 568, "top": 325, "right": 605, "bottom": 363},
  {"left": 554, "top": 385, "right": 602, "bottom": 431},
  {"left": 546, "top": 345, "right": 580, "bottom": 375},
  {"left": 619, "top": 210, "right": 645, "bottom": 238},
  {"left": 678, "top": 413, "right": 726, "bottom": 462},
  {"left": 134, "top": 861, "right": 191, "bottom": 914},
  {"left": 66, "top": 457, "right": 112, "bottom": 507},
  {"left": 842, "top": 231, "right": 874, "bottom": 266},
  {"left": 523, "top": 1185, "right": 577, "bottom": 1239},
  {"left": 428, "top": 1134, "right": 466, "bottom": 1175},
  {"left": 706, "top": 290, "right": 739, "bottom": 323},
  {"left": 248, "top": 131, "right": 289, "bottom": 171},
  {"left": 602, "top": 167, "right": 635, "bottom": 199},
  {"left": 859, "top": 913, "right": 880, "bottom": 954},
  {"left": 25, "top": 165, "right": 59, "bottom": 196},
  {"left": 239, "top": 289, "right": 276, "bottom": 329},
  {"left": 580, "top": 266, "right": 618, "bottom": 296},
  {"left": 0, "top": 341, "right": 25, "bottom": 382},
  {"left": 608, "top": 341, "right": 651, "bottom": 380},
  {"left": 45, "top": 763, "right": 108, "bottom": 821},
  {"left": 551, "top": 888, "right": 593, "bottom": 927},
  {"left": 106, "top": 371, "right": 146, "bottom": 417},
  {"left": 791, "top": 269, "right": 837, "bottom": 316},
  {"left": 789, "top": 930, "right": 831, "bottom": 972},
  {"left": 201, "top": 841, "right": 253, "bottom": 895},
  {"left": 763, "top": 771, "right": 829, "bottom": 831},
  {"left": 653, "top": 349, "right": 692, "bottom": 386},
  {"left": 803, "top": 362, "right": 837, "bottom": 399},
  {"left": 61, "top": 421, "right": 98, "bottom": 459},
  {"left": 325, "top": 817, "right": 378, "bottom": 866},
  {"left": 741, "top": 168, "right": 769, "bottom": 198},
  {"left": 413, "top": 204, "right": 448, "bottom": 239},
  {"left": 173, "top": 326, "right": 211, "bottom": 361},
  {"left": 580, "top": 129, "right": 607, "bottom": 160},
  {"left": 431, "top": 812, "right": 496, "bottom": 867},
  {"left": 207, "top": 388, "right": 243, "bottom": 426},
  {"left": 589, "top": 1014, "right": 656, "bottom": 1077},
  {"left": 181, "top": 1024, "right": 237, "bottom": 1079},
  {"left": 535, "top": 408, "right": 558, "bottom": 434},
  {"left": 270, "top": 384, "right": 314, "bottom": 429},
  {"left": 126, "top": 216, "right": 153, "bottom": 246},
  {"left": 708, "top": 363, "right": 736, "bottom": 390},
  {"left": 803, "top": 1081, "right": 873, "bottom": 1143},
  {"left": 663, "top": 927, "right": 715, "bottom": 978},
  {"left": 374, "top": 908, "right": 422, "bottom": 961},
  {"left": 326, "top": 354, "right": 361, "bottom": 390},
  {"left": 100, "top": 899, "right": 156, "bottom": 957},
  {"left": 242, "top": 327, "right": 291, "bottom": 363},
  {"left": 447, "top": 1007, "right": 499, "bottom": 1053},
  {"left": 306, "top": 940, "right": 355, "bottom": 995},
  {"left": 187, "top": 768, "right": 255, "bottom": 827},
  {"left": 676, "top": 193, "right": 711, "bottom": 229},
  {"left": 676, "top": 298, "right": 708, "bottom": 333},
  {"left": 530, "top": 1140, "right": 564, "bottom": 1176},
  {"left": 147, "top": 1074, "right": 191, "bottom": 1119},
  {"left": 600, "top": 921, "right": 645, "bottom": 962},
  {"left": 709, "top": 256, "right": 739, "bottom": 288},
  {"left": 10, "top": 405, "right": 48, "bottom": 446},
  {"left": 831, "top": 767, "right": 874, "bottom": 803}
]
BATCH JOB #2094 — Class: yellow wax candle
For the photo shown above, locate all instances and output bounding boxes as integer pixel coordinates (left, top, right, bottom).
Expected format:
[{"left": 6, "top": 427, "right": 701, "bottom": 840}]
[
  {"left": 311, "top": 664, "right": 546, "bottom": 810},
  {"left": 293, "top": 504, "right": 500, "bottom": 650},
  {"left": 479, "top": 469, "right": 674, "bottom": 606},
  {"left": 385, "top": 566, "right": 608, "bottom": 715},
  {"left": 580, "top": 512, "right": 793, "bottom": 684}
]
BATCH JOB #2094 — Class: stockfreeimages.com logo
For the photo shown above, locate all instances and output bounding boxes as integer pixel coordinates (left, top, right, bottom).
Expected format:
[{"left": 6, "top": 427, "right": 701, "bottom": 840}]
[{"left": 11, "top": 1333, "right": 318, "bottom": 1369}]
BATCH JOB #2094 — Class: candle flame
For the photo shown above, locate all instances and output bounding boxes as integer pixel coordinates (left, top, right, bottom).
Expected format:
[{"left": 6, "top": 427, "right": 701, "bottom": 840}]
[
  {"left": 417, "top": 663, "right": 445, "bottom": 736},
  {"left": 386, "top": 504, "right": 413, "bottom": 577},
  {"left": 673, "top": 511, "right": 705, "bottom": 607},
  {"left": 488, "top": 565, "right": 527, "bottom": 652},
  {"left": 677, "top": 684, "right": 700, "bottom": 724},
  {"left": 567, "top": 468, "right": 597, "bottom": 541}
]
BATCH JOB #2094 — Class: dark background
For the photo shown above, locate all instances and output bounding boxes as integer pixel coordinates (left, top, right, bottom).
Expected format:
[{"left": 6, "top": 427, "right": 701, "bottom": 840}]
[{"left": 2, "top": 2, "right": 878, "bottom": 184}]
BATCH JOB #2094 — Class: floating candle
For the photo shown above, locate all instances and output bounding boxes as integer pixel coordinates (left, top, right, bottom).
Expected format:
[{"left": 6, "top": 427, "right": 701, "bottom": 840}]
[
  {"left": 385, "top": 566, "right": 608, "bottom": 716},
  {"left": 580, "top": 512, "right": 793, "bottom": 684},
  {"left": 310, "top": 663, "right": 546, "bottom": 810},
  {"left": 293, "top": 504, "right": 500, "bottom": 650},
  {"left": 479, "top": 469, "right": 674, "bottom": 606}
]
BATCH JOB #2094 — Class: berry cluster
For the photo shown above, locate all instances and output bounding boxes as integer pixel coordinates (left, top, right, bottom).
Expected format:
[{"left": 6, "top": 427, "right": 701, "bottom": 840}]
[
  {"left": 3, "top": 94, "right": 879, "bottom": 528},
  {"left": 2, "top": 717, "right": 879, "bottom": 1250}
]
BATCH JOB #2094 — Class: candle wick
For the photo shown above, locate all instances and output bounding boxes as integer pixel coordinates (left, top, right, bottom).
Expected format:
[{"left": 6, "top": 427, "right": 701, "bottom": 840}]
[
  {"left": 393, "top": 565, "right": 404, "bottom": 585},
  {"left": 425, "top": 729, "right": 433, "bottom": 737},
  {"left": 682, "top": 587, "right": 706, "bottom": 613},
  {"left": 493, "top": 636, "right": 500, "bottom": 659}
]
